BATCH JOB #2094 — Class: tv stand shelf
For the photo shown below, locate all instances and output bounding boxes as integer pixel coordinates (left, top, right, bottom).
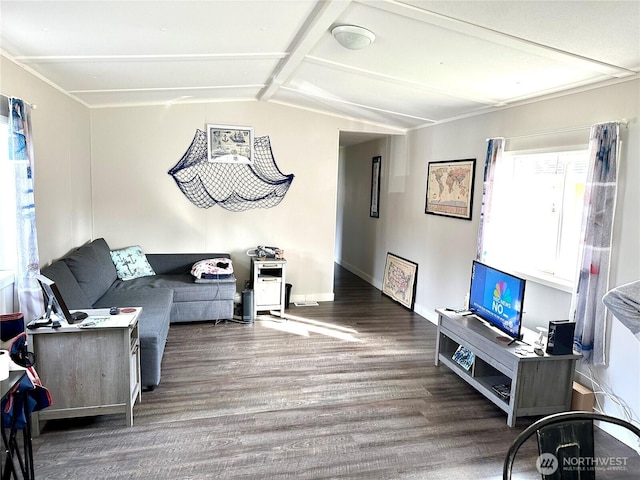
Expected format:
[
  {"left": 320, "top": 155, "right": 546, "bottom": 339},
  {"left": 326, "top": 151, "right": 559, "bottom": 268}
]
[{"left": 435, "top": 309, "right": 580, "bottom": 427}]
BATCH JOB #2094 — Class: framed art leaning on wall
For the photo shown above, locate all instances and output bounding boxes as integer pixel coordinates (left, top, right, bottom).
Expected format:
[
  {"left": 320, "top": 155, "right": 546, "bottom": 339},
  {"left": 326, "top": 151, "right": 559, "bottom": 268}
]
[
  {"left": 425, "top": 158, "right": 475, "bottom": 220},
  {"left": 382, "top": 252, "right": 418, "bottom": 310}
]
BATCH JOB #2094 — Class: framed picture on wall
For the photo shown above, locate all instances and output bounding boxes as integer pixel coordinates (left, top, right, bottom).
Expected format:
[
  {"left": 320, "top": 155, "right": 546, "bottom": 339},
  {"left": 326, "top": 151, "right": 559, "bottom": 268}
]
[
  {"left": 382, "top": 252, "right": 418, "bottom": 310},
  {"left": 425, "top": 158, "right": 476, "bottom": 220},
  {"left": 206, "top": 124, "right": 254, "bottom": 164},
  {"left": 370, "top": 156, "right": 381, "bottom": 218}
]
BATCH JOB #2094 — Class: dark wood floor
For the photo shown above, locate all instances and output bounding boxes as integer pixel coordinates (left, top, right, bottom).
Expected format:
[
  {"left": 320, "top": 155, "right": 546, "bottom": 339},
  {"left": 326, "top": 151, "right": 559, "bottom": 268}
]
[{"left": 31, "top": 265, "right": 638, "bottom": 479}]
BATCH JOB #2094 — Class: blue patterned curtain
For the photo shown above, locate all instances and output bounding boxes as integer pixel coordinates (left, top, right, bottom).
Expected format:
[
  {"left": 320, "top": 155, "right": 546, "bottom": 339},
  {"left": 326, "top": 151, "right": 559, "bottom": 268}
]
[
  {"left": 8, "top": 98, "right": 42, "bottom": 323},
  {"left": 476, "top": 138, "right": 504, "bottom": 261},
  {"left": 570, "top": 122, "right": 620, "bottom": 365}
]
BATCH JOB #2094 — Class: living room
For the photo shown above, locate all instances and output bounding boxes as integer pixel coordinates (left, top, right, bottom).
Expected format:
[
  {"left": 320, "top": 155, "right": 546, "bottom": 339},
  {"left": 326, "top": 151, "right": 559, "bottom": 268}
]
[{"left": 1, "top": 1, "right": 639, "bottom": 478}]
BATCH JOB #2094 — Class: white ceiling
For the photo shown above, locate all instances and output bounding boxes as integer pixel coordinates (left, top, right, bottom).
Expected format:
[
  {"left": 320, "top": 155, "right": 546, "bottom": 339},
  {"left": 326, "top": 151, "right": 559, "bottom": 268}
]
[{"left": 1, "top": 0, "right": 639, "bottom": 142}]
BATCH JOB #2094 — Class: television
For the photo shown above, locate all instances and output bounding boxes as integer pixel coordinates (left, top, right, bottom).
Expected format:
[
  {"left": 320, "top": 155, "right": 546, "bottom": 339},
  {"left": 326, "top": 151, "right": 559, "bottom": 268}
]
[
  {"left": 468, "top": 260, "right": 526, "bottom": 341},
  {"left": 35, "top": 274, "right": 75, "bottom": 324}
]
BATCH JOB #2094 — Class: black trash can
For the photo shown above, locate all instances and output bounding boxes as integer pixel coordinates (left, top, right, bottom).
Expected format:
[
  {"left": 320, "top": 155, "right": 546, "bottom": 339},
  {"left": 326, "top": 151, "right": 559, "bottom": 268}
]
[
  {"left": 242, "top": 289, "right": 254, "bottom": 323},
  {"left": 285, "top": 283, "right": 292, "bottom": 308}
]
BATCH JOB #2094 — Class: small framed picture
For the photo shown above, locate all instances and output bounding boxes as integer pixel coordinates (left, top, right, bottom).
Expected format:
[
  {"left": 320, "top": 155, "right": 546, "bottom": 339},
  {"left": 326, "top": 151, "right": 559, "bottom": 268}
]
[
  {"left": 206, "top": 124, "right": 254, "bottom": 164},
  {"left": 370, "top": 156, "right": 381, "bottom": 218},
  {"left": 382, "top": 252, "right": 418, "bottom": 310},
  {"left": 425, "top": 158, "right": 476, "bottom": 220}
]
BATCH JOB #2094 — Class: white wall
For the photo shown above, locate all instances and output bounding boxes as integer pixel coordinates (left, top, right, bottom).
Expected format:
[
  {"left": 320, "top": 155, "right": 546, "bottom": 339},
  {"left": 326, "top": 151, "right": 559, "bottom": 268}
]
[
  {"left": 89, "top": 101, "right": 397, "bottom": 300},
  {"left": 2, "top": 53, "right": 399, "bottom": 301},
  {"left": 337, "top": 78, "right": 640, "bottom": 445},
  {"left": 0, "top": 55, "right": 93, "bottom": 265}
]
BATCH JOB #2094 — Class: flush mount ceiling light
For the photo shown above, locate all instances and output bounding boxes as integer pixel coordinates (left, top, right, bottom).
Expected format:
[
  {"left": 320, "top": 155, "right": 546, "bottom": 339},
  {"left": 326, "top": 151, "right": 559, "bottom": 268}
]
[{"left": 331, "top": 25, "right": 375, "bottom": 50}]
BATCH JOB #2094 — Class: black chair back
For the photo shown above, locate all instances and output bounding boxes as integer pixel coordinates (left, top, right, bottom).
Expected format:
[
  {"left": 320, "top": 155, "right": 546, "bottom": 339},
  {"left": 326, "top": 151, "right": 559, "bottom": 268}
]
[{"left": 503, "top": 411, "right": 640, "bottom": 479}]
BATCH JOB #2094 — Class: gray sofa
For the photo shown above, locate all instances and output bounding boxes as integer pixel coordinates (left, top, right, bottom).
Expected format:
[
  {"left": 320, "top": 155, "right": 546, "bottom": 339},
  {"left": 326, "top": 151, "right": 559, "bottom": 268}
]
[{"left": 40, "top": 238, "right": 236, "bottom": 389}]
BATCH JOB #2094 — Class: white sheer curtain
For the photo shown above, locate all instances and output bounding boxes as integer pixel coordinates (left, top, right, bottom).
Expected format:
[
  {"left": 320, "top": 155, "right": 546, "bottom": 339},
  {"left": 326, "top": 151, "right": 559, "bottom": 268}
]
[
  {"left": 570, "top": 122, "right": 620, "bottom": 365},
  {"left": 476, "top": 138, "right": 504, "bottom": 261},
  {"left": 8, "top": 98, "right": 42, "bottom": 323}
]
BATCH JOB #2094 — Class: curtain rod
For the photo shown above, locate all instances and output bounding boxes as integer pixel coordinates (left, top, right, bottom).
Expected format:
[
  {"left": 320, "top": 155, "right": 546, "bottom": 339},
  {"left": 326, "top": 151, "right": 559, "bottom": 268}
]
[
  {"left": 0, "top": 92, "right": 37, "bottom": 109},
  {"left": 488, "top": 119, "right": 628, "bottom": 142}
]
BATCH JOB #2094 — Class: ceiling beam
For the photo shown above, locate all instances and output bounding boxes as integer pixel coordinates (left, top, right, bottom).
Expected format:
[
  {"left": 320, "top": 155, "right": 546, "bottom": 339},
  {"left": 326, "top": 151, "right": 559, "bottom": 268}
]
[
  {"left": 258, "top": 0, "right": 350, "bottom": 101},
  {"left": 12, "top": 53, "right": 287, "bottom": 64},
  {"left": 280, "top": 85, "right": 438, "bottom": 123}
]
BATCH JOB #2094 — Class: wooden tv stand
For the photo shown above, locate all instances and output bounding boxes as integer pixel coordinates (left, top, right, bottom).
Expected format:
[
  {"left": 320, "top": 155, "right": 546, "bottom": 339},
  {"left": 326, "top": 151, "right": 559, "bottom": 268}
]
[{"left": 435, "top": 309, "right": 580, "bottom": 427}]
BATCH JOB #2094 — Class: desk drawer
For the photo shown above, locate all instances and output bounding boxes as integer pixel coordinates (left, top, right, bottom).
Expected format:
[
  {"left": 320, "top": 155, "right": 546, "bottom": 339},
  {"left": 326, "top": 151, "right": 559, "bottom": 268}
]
[{"left": 255, "top": 276, "right": 281, "bottom": 305}]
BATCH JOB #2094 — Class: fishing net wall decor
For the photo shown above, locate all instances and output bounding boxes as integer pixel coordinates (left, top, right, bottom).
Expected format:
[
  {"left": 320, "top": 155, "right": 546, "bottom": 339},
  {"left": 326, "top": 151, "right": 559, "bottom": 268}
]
[{"left": 168, "top": 129, "right": 294, "bottom": 211}]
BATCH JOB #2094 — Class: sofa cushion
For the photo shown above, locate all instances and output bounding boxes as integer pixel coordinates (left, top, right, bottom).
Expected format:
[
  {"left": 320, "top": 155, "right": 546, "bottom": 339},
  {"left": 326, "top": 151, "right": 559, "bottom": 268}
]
[
  {"left": 109, "top": 274, "right": 236, "bottom": 302},
  {"left": 40, "top": 260, "right": 92, "bottom": 309},
  {"left": 93, "top": 287, "right": 172, "bottom": 388},
  {"left": 64, "top": 238, "right": 118, "bottom": 305},
  {"left": 146, "top": 253, "right": 231, "bottom": 275},
  {"left": 94, "top": 287, "right": 173, "bottom": 345},
  {"left": 110, "top": 245, "right": 156, "bottom": 281}
]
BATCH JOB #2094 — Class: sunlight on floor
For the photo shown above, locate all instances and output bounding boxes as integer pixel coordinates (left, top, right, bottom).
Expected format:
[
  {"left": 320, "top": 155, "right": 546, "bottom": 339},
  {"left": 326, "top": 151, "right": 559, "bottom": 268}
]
[{"left": 256, "top": 312, "right": 362, "bottom": 342}]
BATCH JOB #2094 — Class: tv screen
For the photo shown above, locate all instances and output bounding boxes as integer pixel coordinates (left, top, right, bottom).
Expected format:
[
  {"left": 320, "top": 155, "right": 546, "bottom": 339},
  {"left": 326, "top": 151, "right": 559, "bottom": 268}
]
[{"left": 468, "top": 261, "right": 526, "bottom": 340}]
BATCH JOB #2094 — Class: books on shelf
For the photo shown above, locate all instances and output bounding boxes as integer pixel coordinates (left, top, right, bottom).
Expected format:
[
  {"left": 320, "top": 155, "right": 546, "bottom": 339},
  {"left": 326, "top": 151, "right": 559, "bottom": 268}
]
[
  {"left": 452, "top": 345, "right": 475, "bottom": 371},
  {"left": 491, "top": 383, "right": 511, "bottom": 401}
]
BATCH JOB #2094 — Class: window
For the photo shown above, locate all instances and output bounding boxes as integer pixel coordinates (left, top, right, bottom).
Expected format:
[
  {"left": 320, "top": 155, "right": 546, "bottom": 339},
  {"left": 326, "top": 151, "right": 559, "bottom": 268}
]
[
  {"left": 0, "top": 115, "right": 17, "bottom": 272},
  {"left": 482, "top": 149, "right": 588, "bottom": 291}
]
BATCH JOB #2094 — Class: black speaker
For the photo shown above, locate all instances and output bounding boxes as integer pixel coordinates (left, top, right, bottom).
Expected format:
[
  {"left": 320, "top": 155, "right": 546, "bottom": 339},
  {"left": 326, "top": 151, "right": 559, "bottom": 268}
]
[
  {"left": 242, "top": 289, "right": 254, "bottom": 323},
  {"left": 546, "top": 320, "right": 575, "bottom": 355}
]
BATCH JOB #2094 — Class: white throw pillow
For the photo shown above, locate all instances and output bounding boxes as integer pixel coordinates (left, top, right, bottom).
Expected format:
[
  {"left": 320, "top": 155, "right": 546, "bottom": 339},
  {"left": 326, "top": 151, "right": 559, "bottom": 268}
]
[{"left": 110, "top": 245, "right": 156, "bottom": 281}]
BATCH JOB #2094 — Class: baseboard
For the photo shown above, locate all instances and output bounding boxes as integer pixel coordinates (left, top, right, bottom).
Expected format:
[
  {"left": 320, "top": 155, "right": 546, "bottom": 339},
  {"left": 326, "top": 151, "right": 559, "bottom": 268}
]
[{"left": 336, "top": 260, "right": 379, "bottom": 289}]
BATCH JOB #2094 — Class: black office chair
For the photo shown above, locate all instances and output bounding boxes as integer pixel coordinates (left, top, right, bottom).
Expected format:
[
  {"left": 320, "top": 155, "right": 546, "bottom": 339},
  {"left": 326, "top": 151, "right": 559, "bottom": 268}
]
[{"left": 503, "top": 411, "right": 640, "bottom": 480}]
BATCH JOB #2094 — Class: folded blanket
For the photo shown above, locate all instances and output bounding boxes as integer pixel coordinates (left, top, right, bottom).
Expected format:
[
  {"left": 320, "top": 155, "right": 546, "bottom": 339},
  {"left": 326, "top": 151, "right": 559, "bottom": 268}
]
[{"left": 191, "top": 258, "right": 234, "bottom": 279}]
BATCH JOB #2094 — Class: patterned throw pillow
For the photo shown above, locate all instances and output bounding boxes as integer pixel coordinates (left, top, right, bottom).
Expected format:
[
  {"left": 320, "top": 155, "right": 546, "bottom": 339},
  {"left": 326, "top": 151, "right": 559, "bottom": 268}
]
[{"left": 109, "top": 245, "right": 156, "bottom": 281}]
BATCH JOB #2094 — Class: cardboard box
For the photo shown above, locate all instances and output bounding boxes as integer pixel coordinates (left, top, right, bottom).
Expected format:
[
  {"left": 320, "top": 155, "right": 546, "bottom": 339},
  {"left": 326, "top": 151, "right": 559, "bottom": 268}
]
[{"left": 571, "top": 381, "right": 595, "bottom": 411}]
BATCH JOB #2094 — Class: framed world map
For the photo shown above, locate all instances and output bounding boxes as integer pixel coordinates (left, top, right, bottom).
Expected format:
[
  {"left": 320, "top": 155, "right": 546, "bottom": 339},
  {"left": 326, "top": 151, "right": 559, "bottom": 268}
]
[{"left": 425, "top": 158, "right": 476, "bottom": 220}]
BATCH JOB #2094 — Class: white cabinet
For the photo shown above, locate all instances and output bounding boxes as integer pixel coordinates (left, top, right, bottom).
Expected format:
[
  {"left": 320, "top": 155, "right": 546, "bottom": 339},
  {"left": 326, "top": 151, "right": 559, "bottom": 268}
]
[{"left": 251, "top": 258, "right": 286, "bottom": 318}]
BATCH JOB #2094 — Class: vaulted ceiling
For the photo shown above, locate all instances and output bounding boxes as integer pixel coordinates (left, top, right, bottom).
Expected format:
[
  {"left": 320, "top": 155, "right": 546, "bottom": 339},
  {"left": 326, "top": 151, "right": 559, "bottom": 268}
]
[{"left": 1, "top": 0, "right": 639, "bottom": 136}]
